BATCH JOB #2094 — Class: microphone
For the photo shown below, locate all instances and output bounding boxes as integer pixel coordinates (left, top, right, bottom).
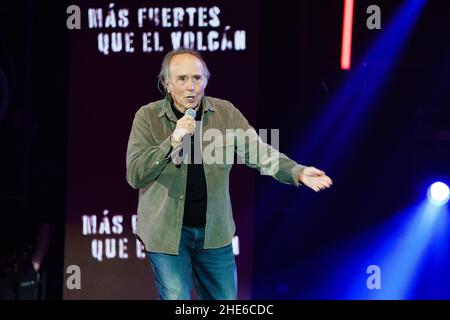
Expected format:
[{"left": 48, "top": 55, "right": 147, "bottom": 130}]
[
  {"left": 170, "top": 108, "right": 197, "bottom": 165},
  {"left": 183, "top": 108, "right": 197, "bottom": 138},
  {"left": 182, "top": 108, "right": 197, "bottom": 140},
  {"left": 185, "top": 108, "right": 196, "bottom": 119}
]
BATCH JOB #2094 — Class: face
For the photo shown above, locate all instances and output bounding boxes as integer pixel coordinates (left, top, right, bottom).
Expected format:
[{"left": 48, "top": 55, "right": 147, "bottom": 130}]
[{"left": 166, "top": 53, "right": 207, "bottom": 112}]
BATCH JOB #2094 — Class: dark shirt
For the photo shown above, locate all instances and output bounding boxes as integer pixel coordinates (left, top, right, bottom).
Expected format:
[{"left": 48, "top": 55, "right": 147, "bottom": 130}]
[{"left": 171, "top": 103, "right": 207, "bottom": 227}]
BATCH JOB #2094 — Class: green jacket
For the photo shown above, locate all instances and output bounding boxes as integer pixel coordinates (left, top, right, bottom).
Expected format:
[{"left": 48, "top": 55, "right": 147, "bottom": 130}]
[{"left": 126, "top": 95, "right": 305, "bottom": 254}]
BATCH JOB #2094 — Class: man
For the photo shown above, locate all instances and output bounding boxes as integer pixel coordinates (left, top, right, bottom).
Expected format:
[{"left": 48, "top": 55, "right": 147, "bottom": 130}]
[{"left": 126, "top": 48, "right": 332, "bottom": 300}]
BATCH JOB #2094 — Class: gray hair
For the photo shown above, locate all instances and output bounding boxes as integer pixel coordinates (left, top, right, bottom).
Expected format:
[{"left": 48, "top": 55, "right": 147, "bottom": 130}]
[{"left": 158, "top": 48, "right": 211, "bottom": 93}]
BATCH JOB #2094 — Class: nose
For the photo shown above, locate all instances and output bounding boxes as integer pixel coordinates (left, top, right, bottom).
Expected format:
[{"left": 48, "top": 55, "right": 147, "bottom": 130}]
[{"left": 186, "top": 78, "right": 195, "bottom": 91}]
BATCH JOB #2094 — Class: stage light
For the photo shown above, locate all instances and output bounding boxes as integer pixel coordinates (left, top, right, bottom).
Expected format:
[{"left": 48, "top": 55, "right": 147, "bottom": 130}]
[
  {"left": 340, "top": 0, "right": 354, "bottom": 70},
  {"left": 428, "top": 182, "right": 450, "bottom": 205}
]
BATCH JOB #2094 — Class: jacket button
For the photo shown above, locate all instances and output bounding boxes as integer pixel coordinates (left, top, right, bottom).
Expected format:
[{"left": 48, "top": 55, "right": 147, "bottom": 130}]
[
  {"left": 155, "top": 161, "right": 160, "bottom": 165},
  {"left": 179, "top": 195, "right": 184, "bottom": 200}
]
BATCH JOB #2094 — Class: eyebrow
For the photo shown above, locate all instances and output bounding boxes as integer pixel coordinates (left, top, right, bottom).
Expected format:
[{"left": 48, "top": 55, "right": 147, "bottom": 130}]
[{"left": 176, "top": 74, "right": 203, "bottom": 78}]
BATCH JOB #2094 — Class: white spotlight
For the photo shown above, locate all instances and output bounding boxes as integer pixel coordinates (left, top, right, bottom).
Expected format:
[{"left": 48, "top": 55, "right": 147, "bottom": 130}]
[{"left": 428, "top": 182, "right": 450, "bottom": 205}]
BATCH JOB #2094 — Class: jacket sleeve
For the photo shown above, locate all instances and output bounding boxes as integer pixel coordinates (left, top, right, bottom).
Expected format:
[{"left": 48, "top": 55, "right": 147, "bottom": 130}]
[
  {"left": 231, "top": 105, "right": 306, "bottom": 187},
  {"left": 126, "top": 108, "right": 173, "bottom": 189}
]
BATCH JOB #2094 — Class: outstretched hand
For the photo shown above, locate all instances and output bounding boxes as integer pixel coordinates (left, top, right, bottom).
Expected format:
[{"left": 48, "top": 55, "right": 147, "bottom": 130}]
[{"left": 298, "top": 166, "right": 333, "bottom": 192}]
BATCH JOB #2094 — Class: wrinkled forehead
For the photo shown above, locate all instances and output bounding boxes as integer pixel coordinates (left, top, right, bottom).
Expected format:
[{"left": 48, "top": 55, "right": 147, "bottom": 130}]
[{"left": 169, "top": 53, "right": 204, "bottom": 77}]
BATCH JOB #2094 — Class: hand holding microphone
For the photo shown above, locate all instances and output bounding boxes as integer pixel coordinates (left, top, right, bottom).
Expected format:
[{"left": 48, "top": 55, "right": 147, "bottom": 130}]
[{"left": 170, "top": 108, "right": 197, "bottom": 148}]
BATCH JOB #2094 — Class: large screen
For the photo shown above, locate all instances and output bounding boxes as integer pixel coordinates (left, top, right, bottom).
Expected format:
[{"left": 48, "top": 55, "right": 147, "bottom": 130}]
[{"left": 63, "top": 0, "right": 258, "bottom": 299}]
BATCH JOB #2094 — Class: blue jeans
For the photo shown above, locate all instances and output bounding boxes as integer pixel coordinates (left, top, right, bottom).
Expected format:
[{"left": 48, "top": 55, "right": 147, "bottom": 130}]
[{"left": 148, "top": 226, "right": 237, "bottom": 300}]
